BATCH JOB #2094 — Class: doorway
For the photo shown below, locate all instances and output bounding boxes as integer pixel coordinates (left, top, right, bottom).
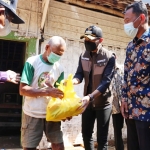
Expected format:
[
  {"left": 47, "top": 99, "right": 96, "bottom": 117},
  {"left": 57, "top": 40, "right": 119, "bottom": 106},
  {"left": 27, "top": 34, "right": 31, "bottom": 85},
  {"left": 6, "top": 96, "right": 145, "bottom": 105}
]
[{"left": 0, "top": 39, "right": 26, "bottom": 148}]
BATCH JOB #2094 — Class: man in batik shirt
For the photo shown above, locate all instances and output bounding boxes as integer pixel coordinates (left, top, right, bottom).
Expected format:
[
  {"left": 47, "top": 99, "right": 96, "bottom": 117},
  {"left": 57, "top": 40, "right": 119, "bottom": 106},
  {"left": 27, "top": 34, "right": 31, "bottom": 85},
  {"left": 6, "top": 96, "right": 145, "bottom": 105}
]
[
  {"left": 121, "top": 2, "right": 150, "bottom": 150},
  {"left": 112, "top": 63, "right": 124, "bottom": 150}
]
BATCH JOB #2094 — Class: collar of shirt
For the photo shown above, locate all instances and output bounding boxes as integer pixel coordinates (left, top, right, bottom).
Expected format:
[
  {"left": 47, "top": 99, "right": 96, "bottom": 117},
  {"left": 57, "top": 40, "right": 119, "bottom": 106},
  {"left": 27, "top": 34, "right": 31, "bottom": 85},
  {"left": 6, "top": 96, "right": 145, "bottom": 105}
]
[
  {"left": 141, "top": 27, "right": 150, "bottom": 38},
  {"left": 133, "top": 27, "right": 150, "bottom": 45}
]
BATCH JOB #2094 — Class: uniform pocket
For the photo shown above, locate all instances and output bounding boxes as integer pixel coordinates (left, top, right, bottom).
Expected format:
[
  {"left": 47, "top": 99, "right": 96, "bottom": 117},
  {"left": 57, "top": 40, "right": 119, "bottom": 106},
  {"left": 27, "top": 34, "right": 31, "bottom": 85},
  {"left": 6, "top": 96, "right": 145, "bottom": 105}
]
[{"left": 94, "top": 64, "right": 106, "bottom": 75}]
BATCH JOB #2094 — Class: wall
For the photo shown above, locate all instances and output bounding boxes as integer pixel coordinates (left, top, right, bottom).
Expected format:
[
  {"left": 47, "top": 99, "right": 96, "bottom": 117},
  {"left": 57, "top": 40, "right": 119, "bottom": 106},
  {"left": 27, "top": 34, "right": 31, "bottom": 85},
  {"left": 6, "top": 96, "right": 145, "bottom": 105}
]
[
  {"left": 41, "top": 0, "right": 131, "bottom": 146},
  {"left": 13, "top": 0, "right": 42, "bottom": 38}
]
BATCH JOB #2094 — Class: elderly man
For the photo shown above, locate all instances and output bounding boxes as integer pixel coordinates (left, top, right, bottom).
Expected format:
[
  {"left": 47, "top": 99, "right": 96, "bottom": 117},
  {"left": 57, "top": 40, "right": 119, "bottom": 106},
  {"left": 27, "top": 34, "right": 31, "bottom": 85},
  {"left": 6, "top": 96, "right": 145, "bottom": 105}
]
[
  {"left": 73, "top": 25, "right": 115, "bottom": 150},
  {"left": 20, "top": 36, "right": 66, "bottom": 150},
  {"left": 121, "top": 2, "right": 150, "bottom": 150},
  {"left": 0, "top": 0, "right": 24, "bottom": 84}
]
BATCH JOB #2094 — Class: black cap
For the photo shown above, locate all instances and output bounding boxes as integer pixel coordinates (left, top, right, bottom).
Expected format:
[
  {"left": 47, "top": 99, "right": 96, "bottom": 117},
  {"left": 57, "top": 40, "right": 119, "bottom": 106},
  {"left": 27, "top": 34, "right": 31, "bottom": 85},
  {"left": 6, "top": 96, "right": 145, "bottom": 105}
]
[
  {"left": 0, "top": 0, "right": 24, "bottom": 24},
  {"left": 80, "top": 25, "right": 103, "bottom": 40}
]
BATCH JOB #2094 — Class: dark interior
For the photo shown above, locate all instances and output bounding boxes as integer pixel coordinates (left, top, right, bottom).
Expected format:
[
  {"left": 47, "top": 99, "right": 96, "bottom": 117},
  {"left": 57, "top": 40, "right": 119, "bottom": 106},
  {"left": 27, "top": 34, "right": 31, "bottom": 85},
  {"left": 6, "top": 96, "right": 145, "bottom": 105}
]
[{"left": 0, "top": 39, "right": 26, "bottom": 148}]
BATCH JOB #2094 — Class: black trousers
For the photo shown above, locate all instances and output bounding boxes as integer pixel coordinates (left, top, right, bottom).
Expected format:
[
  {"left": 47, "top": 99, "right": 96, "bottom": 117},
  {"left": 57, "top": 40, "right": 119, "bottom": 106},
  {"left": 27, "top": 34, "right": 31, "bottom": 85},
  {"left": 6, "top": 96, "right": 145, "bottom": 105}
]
[
  {"left": 126, "top": 119, "right": 150, "bottom": 150},
  {"left": 82, "top": 107, "right": 111, "bottom": 150},
  {"left": 112, "top": 113, "right": 124, "bottom": 150}
]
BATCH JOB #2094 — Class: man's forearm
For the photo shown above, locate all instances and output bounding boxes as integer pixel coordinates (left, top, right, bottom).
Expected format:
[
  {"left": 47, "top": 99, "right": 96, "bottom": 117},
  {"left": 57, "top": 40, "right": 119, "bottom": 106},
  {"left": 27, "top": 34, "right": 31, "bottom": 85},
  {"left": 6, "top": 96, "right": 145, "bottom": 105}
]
[
  {"left": 90, "top": 90, "right": 102, "bottom": 99},
  {"left": 19, "top": 85, "right": 49, "bottom": 97}
]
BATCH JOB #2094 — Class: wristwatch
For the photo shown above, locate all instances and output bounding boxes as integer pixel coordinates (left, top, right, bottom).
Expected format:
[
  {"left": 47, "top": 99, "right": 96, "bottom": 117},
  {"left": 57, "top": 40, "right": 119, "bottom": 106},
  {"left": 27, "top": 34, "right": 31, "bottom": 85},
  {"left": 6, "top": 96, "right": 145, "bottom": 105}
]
[{"left": 88, "top": 94, "right": 94, "bottom": 101}]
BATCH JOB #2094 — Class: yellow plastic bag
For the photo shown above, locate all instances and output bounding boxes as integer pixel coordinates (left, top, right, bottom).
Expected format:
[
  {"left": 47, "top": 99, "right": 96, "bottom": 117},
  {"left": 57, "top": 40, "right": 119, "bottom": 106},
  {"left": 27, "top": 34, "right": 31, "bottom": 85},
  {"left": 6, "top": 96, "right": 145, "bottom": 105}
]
[{"left": 46, "top": 74, "right": 83, "bottom": 121}]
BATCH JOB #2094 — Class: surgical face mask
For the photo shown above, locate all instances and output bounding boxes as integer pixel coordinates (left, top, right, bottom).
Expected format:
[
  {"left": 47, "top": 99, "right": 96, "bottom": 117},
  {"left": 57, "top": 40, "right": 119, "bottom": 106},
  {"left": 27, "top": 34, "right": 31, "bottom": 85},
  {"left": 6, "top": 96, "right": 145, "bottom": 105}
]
[
  {"left": 124, "top": 16, "right": 141, "bottom": 38},
  {"left": 0, "top": 19, "right": 11, "bottom": 36},
  {"left": 47, "top": 52, "right": 61, "bottom": 64},
  {"left": 84, "top": 41, "right": 98, "bottom": 52}
]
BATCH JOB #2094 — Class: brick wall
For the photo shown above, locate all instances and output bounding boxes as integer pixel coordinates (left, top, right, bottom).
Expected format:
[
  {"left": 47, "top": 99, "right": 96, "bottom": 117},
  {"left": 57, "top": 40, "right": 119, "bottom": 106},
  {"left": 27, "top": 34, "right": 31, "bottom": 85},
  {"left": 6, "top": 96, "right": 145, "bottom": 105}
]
[{"left": 12, "top": 0, "right": 42, "bottom": 38}]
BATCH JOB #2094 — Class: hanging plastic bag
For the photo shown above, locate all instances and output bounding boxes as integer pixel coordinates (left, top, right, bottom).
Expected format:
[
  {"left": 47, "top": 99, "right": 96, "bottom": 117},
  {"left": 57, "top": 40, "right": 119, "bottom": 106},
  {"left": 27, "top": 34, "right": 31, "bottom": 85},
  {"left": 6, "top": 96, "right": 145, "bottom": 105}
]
[{"left": 46, "top": 74, "right": 84, "bottom": 121}]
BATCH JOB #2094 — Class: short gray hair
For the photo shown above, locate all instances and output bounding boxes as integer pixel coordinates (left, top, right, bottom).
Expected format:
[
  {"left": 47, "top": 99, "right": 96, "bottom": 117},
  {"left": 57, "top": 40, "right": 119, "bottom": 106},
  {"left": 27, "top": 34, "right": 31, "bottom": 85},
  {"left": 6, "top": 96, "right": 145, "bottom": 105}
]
[{"left": 48, "top": 36, "right": 66, "bottom": 49}]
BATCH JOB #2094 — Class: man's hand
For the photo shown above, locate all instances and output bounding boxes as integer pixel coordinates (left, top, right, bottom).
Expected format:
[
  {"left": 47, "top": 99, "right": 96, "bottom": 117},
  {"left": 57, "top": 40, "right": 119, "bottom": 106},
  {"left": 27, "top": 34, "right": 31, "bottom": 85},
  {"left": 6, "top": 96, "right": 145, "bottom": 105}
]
[
  {"left": 77, "top": 95, "right": 90, "bottom": 113},
  {"left": 120, "top": 101, "right": 128, "bottom": 119},
  {"left": 46, "top": 88, "right": 64, "bottom": 99},
  {"left": 6, "top": 70, "right": 21, "bottom": 84},
  {"left": 72, "top": 78, "right": 80, "bottom": 85}
]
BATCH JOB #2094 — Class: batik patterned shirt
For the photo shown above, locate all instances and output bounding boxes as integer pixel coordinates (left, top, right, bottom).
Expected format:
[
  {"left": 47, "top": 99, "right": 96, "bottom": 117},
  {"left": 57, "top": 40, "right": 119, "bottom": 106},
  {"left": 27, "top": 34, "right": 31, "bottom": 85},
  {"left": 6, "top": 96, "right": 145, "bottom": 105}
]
[
  {"left": 122, "top": 28, "right": 150, "bottom": 121},
  {"left": 112, "top": 68, "right": 124, "bottom": 114}
]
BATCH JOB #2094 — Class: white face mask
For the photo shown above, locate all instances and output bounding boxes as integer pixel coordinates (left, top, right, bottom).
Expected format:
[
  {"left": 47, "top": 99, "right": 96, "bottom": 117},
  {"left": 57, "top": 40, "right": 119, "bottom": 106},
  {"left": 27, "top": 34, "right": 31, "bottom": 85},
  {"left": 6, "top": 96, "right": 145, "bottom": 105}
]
[
  {"left": 0, "top": 19, "right": 11, "bottom": 36},
  {"left": 124, "top": 16, "right": 140, "bottom": 38}
]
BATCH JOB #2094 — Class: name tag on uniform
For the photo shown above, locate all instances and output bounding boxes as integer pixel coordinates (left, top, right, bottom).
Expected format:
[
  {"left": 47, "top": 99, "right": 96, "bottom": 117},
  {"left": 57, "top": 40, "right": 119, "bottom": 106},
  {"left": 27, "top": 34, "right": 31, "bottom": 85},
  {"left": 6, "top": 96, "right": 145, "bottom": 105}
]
[
  {"left": 97, "top": 59, "right": 106, "bottom": 63},
  {"left": 81, "top": 57, "right": 89, "bottom": 61}
]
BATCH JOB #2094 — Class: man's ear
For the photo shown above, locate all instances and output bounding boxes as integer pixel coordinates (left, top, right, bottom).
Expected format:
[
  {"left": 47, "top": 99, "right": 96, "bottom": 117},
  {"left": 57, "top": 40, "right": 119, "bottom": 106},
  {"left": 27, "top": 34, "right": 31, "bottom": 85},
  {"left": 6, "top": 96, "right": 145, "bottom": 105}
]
[
  {"left": 140, "top": 14, "right": 146, "bottom": 23},
  {"left": 99, "top": 38, "right": 103, "bottom": 43},
  {"left": 45, "top": 44, "right": 50, "bottom": 51}
]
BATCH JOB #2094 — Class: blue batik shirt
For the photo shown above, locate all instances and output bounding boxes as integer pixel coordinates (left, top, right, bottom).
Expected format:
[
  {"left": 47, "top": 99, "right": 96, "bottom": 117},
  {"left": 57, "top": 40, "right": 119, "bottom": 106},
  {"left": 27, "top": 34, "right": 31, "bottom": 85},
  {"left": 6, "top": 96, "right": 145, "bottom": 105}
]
[{"left": 122, "top": 28, "right": 150, "bottom": 122}]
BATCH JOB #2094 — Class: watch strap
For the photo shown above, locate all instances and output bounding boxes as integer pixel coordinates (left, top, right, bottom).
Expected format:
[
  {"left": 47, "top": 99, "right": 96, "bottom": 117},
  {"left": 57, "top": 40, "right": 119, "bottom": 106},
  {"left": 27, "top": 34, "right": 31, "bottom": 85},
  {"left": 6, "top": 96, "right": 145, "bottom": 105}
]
[{"left": 88, "top": 94, "right": 94, "bottom": 101}]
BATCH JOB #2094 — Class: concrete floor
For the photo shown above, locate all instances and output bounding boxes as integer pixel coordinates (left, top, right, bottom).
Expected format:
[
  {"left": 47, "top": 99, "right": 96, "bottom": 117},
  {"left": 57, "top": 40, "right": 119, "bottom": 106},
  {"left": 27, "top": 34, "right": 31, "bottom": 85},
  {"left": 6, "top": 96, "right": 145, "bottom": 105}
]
[
  {"left": 0, "top": 138, "right": 127, "bottom": 150},
  {"left": 0, "top": 146, "right": 127, "bottom": 150},
  {"left": 66, "top": 145, "right": 127, "bottom": 150},
  {"left": 0, "top": 135, "right": 127, "bottom": 150},
  {"left": 0, "top": 128, "right": 127, "bottom": 150}
]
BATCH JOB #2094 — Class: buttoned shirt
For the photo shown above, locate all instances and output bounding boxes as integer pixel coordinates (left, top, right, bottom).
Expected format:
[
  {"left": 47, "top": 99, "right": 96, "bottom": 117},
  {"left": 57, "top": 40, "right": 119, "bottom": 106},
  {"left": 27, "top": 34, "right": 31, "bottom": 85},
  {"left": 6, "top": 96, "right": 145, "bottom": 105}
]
[
  {"left": 122, "top": 28, "right": 150, "bottom": 121},
  {"left": 112, "top": 68, "right": 124, "bottom": 114}
]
